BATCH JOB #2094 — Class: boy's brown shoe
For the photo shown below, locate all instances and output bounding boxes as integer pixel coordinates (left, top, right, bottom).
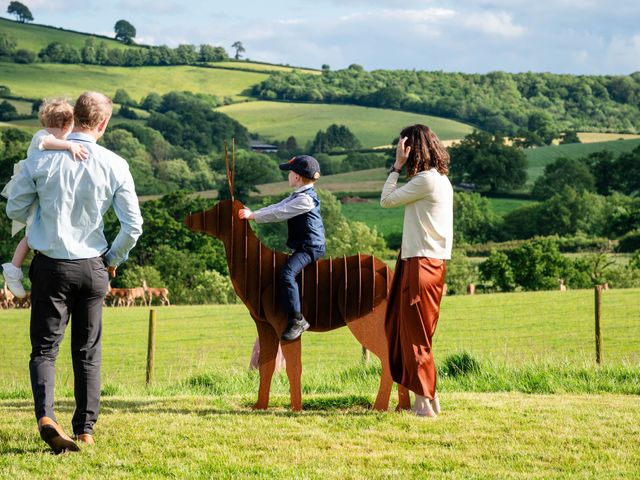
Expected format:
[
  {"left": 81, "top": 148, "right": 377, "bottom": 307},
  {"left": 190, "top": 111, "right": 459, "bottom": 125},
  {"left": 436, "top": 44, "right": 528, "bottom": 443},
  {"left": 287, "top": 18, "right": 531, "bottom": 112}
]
[{"left": 38, "top": 417, "right": 80, "bottom": 454}]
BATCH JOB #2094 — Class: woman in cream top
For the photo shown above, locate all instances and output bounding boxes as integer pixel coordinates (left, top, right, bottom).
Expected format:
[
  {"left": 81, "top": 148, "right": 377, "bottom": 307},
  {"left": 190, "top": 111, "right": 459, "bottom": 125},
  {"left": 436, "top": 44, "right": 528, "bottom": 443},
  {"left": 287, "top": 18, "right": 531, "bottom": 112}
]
[{"left": 380, "top": 124, "right": 453, "bottom": 418}]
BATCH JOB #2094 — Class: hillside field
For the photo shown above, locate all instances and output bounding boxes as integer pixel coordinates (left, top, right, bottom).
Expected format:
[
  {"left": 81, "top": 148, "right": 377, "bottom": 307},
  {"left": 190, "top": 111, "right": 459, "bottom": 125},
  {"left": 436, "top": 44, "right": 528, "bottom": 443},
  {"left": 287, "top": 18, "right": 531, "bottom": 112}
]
[
  {"left": 577, "top": 132, "right": 640, "bottom": 143},
  {"left": 525, "top": 138, "right": 640, "bottom": 184},
  {"left": 339, "top": 196, "right": 536, "bottom": 236},
  {"left": 217, "top": 101, "right": 475, "bottom": 147},
  {"left": 0, "top": 62, "right": 269, "bottom": 101},
  {"left": 0, "top": 17, "right": 129, "bottom": 52},
  {"left": 211, "top": 61, "right": 320, "bottom": 74}
]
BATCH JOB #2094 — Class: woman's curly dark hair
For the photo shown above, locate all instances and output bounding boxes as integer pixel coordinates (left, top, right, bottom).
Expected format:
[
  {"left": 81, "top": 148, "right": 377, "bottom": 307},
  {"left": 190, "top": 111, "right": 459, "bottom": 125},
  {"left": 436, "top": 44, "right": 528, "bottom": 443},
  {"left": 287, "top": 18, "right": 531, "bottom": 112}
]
[{"left": 400, "top": 124, "right": 449, "bottom": 177}]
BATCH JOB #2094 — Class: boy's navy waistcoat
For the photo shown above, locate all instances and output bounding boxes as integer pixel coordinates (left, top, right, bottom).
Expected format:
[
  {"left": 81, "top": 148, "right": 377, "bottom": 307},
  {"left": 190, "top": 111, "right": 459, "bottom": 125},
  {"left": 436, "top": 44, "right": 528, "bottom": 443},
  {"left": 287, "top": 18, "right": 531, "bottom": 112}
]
[{"left": 287, "top": 187, "right": 325, "bottom": 250}]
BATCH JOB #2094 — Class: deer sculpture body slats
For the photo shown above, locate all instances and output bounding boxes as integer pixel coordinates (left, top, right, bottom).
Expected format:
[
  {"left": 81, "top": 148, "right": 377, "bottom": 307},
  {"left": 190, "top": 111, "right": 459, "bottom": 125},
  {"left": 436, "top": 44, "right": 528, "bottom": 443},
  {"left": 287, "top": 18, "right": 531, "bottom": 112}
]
[
  {"left": 186, "top": 199, "right": 410, "bottom": 411},
  {"left": 184, "top": 144, "right": 409, "bottom": 411}
]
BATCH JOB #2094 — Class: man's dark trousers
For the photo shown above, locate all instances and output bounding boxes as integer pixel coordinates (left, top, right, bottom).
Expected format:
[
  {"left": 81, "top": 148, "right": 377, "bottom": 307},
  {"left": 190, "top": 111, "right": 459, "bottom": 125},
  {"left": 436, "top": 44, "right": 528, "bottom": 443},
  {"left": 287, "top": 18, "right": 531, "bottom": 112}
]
[{"left": 29, "top": 253, "right": 109, "bottom": 435}]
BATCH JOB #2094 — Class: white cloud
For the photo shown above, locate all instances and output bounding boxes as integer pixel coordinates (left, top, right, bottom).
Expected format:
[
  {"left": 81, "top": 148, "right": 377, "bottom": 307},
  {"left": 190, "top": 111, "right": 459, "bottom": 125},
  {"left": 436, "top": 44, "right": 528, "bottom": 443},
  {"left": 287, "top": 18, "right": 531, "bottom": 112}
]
[
  {"left": 19, "top": 0, "right": 90, "bottom": 13},
  {"left": 338, "top": 8, "right": 455, "bottom": 25},
  {"left": 603, "top": 33, "right": 640, "bottom": 73},
  {"left": 461, "top": 12, "right": 525, "bottom": 38},
  {"left": 135, "top": 35, "right": 159, "bottom": 45},
  {"left": 26, "top": 0, "right": 637, "bottom": 74},
  {"left": 115, "top": 0, "right": 181, "bottom": 14}
]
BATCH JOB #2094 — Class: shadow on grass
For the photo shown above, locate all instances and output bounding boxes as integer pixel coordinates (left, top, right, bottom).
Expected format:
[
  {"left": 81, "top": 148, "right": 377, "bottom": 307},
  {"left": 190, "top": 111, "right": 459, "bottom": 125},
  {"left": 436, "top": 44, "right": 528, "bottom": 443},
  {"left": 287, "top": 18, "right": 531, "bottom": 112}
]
[
  {"left": 94, "top": 396, "right": 381, "bottom": 417},
  {"left": 1, "top": 396, "right": 383, "bottom": 419}
]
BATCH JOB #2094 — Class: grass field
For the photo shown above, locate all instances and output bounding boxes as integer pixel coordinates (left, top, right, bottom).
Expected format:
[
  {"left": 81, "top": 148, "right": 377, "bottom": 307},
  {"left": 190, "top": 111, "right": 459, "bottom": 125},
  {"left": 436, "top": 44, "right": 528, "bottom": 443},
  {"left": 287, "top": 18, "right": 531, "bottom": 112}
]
[
  {"left": 340, "top": 196, "right": 536, "bottom": 237},
  {"left": 1, "top": 392, "right": 639, "bottom": 479},
  {"left": 2, "top": 99, "right": 32, "bottom": 115},
  {"left": 525, "top": 138, "right": 640, "bottom": 185},
  {"left": 217, "top": 101, "right": 475, "bottom": 147},
  {"left": 0, "top": 17, "right": 129, "bottom": 52},
  {"left": 0, "top": 290, "right": 638, "bottom": 393},
  {"left": 577, "top": 132, "right": 640, "bottom": 143},
  {"left": 0, "top": 291, "right": 639, "bottom": 478},
  {"left": 211, "top": 61, "right": 320, "bottom": 74},
  {"left": 0, "top": 62, "right": 269, "bottom": 101}
]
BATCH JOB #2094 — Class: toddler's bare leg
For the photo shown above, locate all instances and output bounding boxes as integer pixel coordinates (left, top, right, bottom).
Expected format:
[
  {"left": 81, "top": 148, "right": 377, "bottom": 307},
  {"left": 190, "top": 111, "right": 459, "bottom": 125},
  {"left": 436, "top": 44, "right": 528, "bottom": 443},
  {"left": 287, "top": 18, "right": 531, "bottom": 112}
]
[{"left": 11, "top": 236, "right": 30, "bottom": 267}]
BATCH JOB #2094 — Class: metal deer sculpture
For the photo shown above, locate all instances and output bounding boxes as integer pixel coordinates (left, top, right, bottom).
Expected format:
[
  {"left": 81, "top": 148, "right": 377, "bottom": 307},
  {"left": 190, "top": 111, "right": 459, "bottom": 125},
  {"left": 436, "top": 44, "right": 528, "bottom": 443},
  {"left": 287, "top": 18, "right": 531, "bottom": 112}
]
[{"left": 184, "top": 144, "right": 409, "bottom": 411}]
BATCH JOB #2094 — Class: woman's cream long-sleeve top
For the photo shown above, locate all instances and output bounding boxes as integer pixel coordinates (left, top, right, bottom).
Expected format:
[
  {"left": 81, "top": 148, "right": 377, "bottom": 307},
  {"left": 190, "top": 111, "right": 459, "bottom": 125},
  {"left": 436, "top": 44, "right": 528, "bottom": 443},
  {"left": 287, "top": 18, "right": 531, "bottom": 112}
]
[{"left": 380, "top": 168, "right": 453, "bottom": 260}]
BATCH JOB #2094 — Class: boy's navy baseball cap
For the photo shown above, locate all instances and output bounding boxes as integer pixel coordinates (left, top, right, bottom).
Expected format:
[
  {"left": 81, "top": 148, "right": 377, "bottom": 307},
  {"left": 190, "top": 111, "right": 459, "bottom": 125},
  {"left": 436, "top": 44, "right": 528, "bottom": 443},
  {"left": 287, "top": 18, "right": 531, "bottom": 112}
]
[{"left": 279, "top": 155, "right": 321, "bottom": 180}]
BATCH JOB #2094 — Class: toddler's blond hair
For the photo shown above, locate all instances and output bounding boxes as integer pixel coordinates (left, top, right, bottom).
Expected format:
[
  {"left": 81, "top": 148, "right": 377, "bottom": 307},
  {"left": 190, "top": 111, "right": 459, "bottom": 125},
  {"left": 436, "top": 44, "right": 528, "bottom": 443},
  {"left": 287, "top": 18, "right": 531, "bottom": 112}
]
[{"left": 38, "top": 98, "right": 74, "bottom": 130}]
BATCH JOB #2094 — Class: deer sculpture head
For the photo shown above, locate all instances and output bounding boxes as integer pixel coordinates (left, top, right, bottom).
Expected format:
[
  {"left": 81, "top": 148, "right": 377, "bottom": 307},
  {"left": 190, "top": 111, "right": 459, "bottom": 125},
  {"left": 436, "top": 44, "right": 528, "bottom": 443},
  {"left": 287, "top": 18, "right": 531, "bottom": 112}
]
[{"left": 185, "top": 140, "right": 240, "bottom": 241}]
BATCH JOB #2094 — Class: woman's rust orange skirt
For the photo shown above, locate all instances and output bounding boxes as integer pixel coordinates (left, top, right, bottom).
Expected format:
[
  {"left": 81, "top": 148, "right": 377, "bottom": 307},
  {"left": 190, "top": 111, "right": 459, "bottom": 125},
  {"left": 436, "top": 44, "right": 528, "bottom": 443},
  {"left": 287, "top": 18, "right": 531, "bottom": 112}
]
[{"left": 385, "top": 256, "right": 446, "bottom": 399}]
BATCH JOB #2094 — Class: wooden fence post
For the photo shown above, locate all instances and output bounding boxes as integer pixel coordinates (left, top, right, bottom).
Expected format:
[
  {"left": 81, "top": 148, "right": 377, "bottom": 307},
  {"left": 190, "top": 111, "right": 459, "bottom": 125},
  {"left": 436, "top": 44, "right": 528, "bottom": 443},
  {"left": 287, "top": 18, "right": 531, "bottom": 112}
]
[
  {"left": 594, "top": 285, "right": 603, "bottom": 364},
  {"left": 146, "top": 309, "right": 157, "bottom": 385}
]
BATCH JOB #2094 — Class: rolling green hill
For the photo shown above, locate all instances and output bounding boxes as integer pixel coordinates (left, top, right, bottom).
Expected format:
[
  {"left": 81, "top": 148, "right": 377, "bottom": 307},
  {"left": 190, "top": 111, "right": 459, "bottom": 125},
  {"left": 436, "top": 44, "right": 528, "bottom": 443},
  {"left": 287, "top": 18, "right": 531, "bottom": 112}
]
[
  {"left": 0, "top": 62, "right": 269, "bottom": 101},
  {"left": 217, "top": 101, "right": 475, "bottom": 147},
  {"left": 0, "top": 16, "right": 129, "bottom": 51},
  {"left": 525, "top": 138, "right": 640, "bottom": 185},
  {"left": 210, "top": 61, "right": 320, "bottom": 74}
]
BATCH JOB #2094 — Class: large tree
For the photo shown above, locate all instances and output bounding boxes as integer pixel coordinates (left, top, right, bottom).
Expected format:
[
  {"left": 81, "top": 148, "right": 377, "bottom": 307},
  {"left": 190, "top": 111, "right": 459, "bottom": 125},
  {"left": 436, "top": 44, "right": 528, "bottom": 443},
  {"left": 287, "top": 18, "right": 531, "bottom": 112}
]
[
  {"left": 231, "top": 41, "right": 245, "bottom": 60},
  {"left": 310, "top": 124, "right": 361, "bottom": 153},
  {"left": 7, "top": 1, "right": 33, "bottom": 23},
  {"left": 114, "top": 19, "right": 136, "bottom": 45},
  {"left": 449, "top": 131, "right": 528, "bottom": 193},
  {"left": 531, "top": 157, "right": 595, "bottom": 200}
]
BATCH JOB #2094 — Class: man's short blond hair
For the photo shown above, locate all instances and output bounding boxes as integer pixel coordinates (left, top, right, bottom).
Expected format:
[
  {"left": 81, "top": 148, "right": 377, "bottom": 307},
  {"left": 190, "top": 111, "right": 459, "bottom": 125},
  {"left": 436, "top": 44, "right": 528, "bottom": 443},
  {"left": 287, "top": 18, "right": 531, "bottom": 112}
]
[
  {"left": 73, "top": 92, "right": 113, "bottom": 130},
  {"left": 38, "top": 98, "right": 74, "bottom": 130}
]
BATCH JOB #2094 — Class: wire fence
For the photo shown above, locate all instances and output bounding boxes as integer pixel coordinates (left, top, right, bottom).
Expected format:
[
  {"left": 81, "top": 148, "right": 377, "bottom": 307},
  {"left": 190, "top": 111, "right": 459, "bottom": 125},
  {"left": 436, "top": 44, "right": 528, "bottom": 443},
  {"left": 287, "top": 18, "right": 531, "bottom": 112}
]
[
  {"left": 0, "top": 288, "right": 638, "bottom": 391},
  {"left": 436, "top": 287, "right": 640, "bottom": 365}
]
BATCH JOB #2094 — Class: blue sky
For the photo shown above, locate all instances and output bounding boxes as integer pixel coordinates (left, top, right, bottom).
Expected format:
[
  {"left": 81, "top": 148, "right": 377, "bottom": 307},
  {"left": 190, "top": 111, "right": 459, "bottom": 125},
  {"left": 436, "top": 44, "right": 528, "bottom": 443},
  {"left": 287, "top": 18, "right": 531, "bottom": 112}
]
[{"left": 6, "top": 0, "right": 640, "bottom": 74}]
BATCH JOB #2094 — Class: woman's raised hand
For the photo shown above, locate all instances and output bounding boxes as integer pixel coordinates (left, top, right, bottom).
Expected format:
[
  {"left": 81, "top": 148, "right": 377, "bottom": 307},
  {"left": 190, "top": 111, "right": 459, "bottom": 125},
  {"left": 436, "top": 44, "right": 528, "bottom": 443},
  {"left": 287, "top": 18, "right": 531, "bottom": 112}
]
[{"left": 394, "top": 136, "right": 411, "bottom": 170}]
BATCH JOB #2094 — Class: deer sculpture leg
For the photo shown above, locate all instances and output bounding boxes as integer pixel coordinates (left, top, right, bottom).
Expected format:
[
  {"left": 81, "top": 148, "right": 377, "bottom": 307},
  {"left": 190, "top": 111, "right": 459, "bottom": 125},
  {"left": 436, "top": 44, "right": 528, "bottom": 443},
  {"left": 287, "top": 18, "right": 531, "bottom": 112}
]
[
  {"left": 345, "top": 310, "right": 395, "bottom": 411},
  {"left": 280, "top": 338, "right": 303, "bottom": 411},
  {"left": 396, "top": 385, "right": 411, "bottom": 411},
  {"left": 253, "top": 318, "right": 280, "bottom": 410}
]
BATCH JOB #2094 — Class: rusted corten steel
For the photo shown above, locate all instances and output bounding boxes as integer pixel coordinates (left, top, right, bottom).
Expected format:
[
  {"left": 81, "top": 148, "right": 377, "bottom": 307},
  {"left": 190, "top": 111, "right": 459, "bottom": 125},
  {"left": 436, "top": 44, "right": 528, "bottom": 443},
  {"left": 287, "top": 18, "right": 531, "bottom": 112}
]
[
  {"left": 186, "top": 199, "right": 391, "bottom": 330},
  {"left": 183, "top": 145, "right": 410, "bottom": 412}
]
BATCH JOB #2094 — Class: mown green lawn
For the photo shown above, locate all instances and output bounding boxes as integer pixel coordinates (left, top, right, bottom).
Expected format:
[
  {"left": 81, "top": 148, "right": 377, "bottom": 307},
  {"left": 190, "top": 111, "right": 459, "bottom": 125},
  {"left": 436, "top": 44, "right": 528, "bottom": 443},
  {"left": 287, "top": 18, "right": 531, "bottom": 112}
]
[
  {"left": 217, "top": 101, "right": 475, "bottom": 147},
  {"left": 1, "top": 392, "right": 639, "bottom": 479},
  {"left": 0, "top": 62, "right": 269, "bottom": 101},
  {"left": 0, "top": 291, "right": 639, "bottom": 478}
]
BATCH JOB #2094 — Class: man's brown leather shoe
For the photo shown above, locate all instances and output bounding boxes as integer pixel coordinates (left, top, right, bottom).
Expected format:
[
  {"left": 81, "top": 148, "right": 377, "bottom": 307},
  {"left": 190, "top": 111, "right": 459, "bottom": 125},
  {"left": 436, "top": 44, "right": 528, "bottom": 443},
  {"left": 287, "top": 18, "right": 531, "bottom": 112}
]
[
  {"left": 37, "top": 417, "right": 80, "bottom": 454},
  {"left": 74, "top": 433, "right": 95, "bottom": 445}
]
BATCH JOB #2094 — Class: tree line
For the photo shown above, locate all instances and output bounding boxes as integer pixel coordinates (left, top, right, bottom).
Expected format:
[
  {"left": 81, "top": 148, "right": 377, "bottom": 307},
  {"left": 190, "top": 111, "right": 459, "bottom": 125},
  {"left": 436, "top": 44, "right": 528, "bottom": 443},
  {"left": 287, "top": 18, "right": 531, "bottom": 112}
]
[
  {"left": 444, "top": 239, "right": 640, "bottom": 295},
  {"left": 251, "top": 67, "right": 640, "bottom": 136},
  {"left": 0, "top": 33, "right": 229, "bottom": 66}
]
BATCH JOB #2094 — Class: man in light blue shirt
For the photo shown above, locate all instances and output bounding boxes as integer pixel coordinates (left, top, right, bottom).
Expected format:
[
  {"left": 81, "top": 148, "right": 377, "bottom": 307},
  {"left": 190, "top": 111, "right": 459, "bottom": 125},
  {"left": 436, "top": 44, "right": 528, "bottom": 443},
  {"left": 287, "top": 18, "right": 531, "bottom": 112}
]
[{"left": 6, "top": 91, "right": 143, "bottom": 453}]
